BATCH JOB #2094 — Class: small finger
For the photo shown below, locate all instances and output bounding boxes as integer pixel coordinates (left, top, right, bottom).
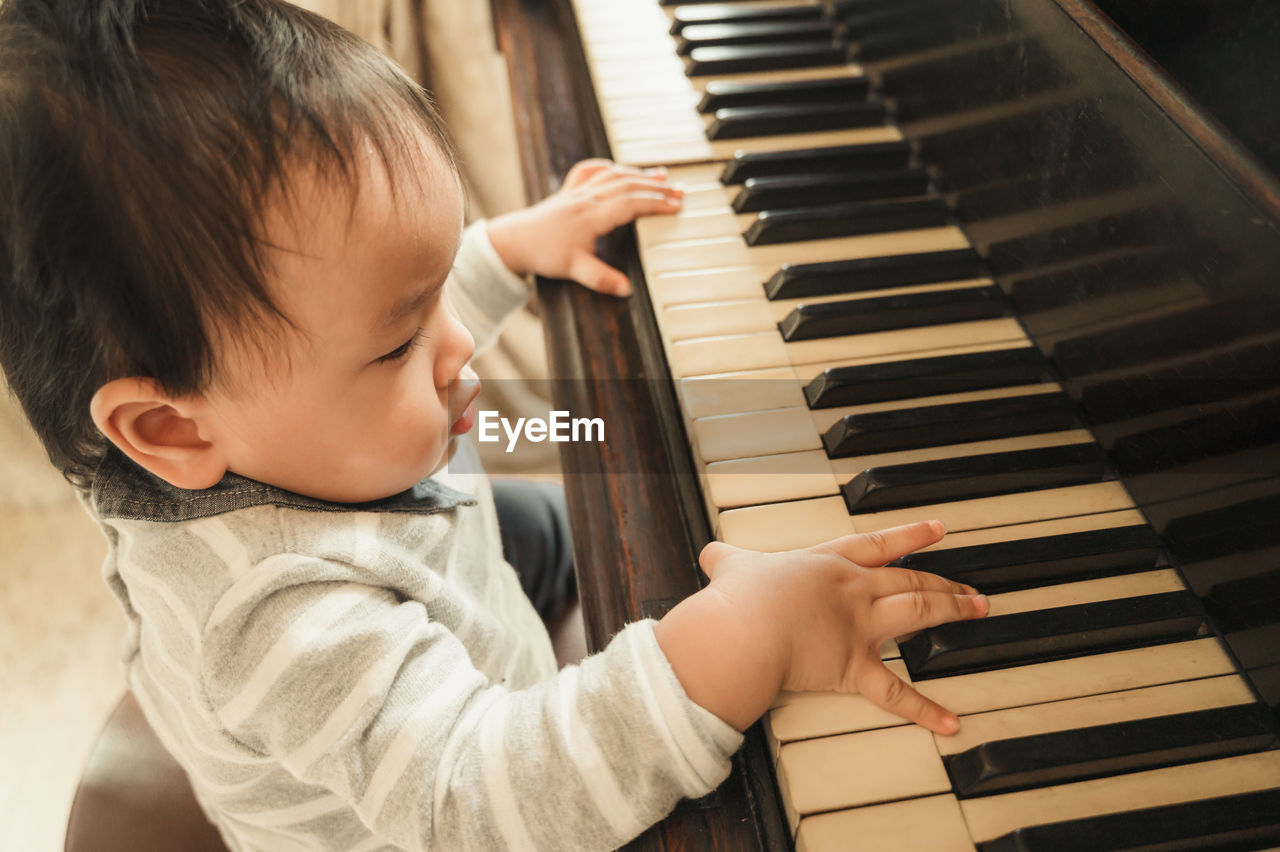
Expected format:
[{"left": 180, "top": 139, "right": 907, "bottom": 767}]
[
  {"left": 597, "top": 192, "right": 683, "bottom": 231},
  {"left": 870, "top": 590, "right": 989, "bottom": 639},
  {"left": 566, "top": 252, "right": 631, "bottom": 297},
  {"left": 858, "top": 661, "right": 961, "bottom": 735},
  {"left": 870, "top": 566, "right": 979, "bottom": 599},
  {"left": 816, "top": 520, "right": 946, "bottom": 568},
  {"left": 587, "top": 176, "right": 684, "bottom": 201},
  {"left": 581, "top": 162, "right": 651, "bottom": 188},
  {"left": 698, "top": 540, "right": 743, "bottom": 579},
  {"left": 563, "top": 159, "right": 616, "bottom": 188}
]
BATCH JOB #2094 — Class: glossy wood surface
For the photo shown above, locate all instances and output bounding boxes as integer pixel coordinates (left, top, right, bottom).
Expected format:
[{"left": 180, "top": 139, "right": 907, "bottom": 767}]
[{"left": 493, "top": 0, "right": 790, "bottom": 848}]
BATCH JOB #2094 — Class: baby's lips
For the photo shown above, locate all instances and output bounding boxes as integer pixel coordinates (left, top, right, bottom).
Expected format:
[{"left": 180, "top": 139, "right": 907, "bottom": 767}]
[{"left": 449, "top": 367, "right": 481, "bottom": 421}]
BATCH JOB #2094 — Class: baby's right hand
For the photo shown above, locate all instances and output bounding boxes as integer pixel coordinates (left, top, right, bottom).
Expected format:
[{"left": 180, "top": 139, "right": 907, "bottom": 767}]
[{"left": 655, "top": 521, "right": 988, "bottom": 734}]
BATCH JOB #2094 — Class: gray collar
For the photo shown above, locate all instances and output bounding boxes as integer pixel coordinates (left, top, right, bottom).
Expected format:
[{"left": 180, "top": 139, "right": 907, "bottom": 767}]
[{"left": 91, "top": 449, "right": 476, "bottom": 522}]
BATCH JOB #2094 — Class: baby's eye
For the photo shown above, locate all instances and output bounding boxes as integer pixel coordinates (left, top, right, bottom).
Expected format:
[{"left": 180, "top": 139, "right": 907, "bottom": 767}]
[{"left": 377, "top": 328, "right": 425, "bottom": 363}]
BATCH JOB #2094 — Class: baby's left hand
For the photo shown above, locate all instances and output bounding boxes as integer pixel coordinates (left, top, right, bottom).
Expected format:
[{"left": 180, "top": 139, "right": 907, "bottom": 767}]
[{"left": 486, "top": 159, "right": 683, "bottom": 296}]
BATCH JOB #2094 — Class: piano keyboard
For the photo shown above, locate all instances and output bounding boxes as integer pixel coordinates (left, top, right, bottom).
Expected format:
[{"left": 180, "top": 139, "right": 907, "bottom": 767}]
[{"left": 569, "top": 0, "right": 1280, "bottom": 849}]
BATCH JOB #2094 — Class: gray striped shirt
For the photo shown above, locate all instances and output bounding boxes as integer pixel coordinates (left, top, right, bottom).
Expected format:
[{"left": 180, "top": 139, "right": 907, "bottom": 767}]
[{"left": 88, "top": 223, "right": 742, "bottom": 851}]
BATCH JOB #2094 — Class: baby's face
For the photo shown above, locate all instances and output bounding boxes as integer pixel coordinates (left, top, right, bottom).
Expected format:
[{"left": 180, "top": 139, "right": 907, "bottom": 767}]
[{"left": 198, "top": 137, "right": 476, "bottom": 502}]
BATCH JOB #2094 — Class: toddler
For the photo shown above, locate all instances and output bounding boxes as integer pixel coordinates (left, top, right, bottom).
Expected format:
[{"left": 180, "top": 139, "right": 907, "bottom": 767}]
[{"left": 0, "top": 1, "right": 988, "bottom": 849}]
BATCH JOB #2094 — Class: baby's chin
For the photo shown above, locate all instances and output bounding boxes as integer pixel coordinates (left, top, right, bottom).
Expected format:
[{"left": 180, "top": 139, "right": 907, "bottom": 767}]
[
  {"left": 323, "top": 436, "right": 465, "bottom": 501},
  {"left": 431, "top": 434, "right": 461, "bottom": 473},
  {"left": 417, "top": 434, "right": 462, "bottom": 480}
]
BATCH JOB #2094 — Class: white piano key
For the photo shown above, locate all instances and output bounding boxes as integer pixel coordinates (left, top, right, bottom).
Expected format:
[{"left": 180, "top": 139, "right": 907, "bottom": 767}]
[
  {"left": 606, "top": 116, "right": 714, "bottom": 144},
  {"left": 796, "top": 795, "right": 975, "bottom": 852},
  {"left": 787, "top": 339, "right": 1034, "bottom": 384},
  {"left": 850, "top": 480, "right": 1137, "bottom": 536},
  {"left": 592, "top": 75, "right": 697, "bottom": 99},
  {"left": 670, "top": 186, "right": 737, "bottom": 212},
  {"left": 656, "top": 280, "right": 995, "bottom": 342},
  {"left": 917, "top": 637, "right": 1236, "bottom": 717},
  {"left": 987, "top": 569, "right": 1185, "bottom": 617},
  {"left": 677, "top": 366, "right": 808, "bottom": 418},
  {"left": 675, "top": 355, "right": 1053, "bottom": 420},
  {"left": 589, "top": 54, "right": 690, "bottom": 81},
  {"left": 960, "top": 750, "right": 1280, "bottom": 844},
  {"left": 933, "top": 674, "right": 1257, "bottom": 757},
  {"left": 704, "top": 429, "right": 1094, "bottom": 509},
  {"left": 649, "top": 266, "right": 764, "bottom": 307},
  {"left": 767, "top": 660, "right": 915, "bottom": 757},
  {"left": 600, "top": 98, "right": 705, "bottom": 126},
  {"left": 613, "top": 138, "right": 717, "bottom": 169},
  {"left": 704, "top": 449, "right": 839, "bottom": 507},
  {"left": 670, "top": 317, "right": 1026, "bottom": 377},
  {"left": 634, "top": 209, "right": 757, "bottom": 244},
  {"left": 717, "top": 481, "right": 1137, "bottom": 547},
  {"left": 672, "top": 329, "right": 793, "bottom": 377},
  {"left": 688, "top": 64, "right": 869, "bottom": 91},
  {"left": 661, "top": 161, "right": 729, "bottom": 183},
  {"left": 916, "top": 509, "right": 1150, "bottom": 552},
  {"left": 717, "top": 495, "right": 856, "bottom": 551},
  {"left": 776, "top": 725, "right": 951, "bottom": 831},
  {"left": 642, "top": 226, "right": 969, "bottom": 276},
  {"left": 660, "top": 298, "right": 782, "bottom": 342},
  {"left": 696, "top": 406, "right": 822, "bottom": 461},
  {"left": 616, "top": 126, "right": 903, "bottom": 169}
]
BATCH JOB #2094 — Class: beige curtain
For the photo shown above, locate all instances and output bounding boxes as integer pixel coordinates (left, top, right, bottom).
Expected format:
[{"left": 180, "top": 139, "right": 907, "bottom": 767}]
[{"left": 294, "top": 0, "right": 560, "bottom": 475}]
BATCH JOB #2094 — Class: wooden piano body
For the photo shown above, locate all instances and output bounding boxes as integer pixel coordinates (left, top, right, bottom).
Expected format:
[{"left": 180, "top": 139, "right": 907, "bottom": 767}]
[{"left": 491, "top": 0, "right": 1280, "bottom": 848}]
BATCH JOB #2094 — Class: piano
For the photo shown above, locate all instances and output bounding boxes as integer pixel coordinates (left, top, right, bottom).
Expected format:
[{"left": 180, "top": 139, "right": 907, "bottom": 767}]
[{"left": 490, "top": 0, "right": 1280, "bottom": 848}]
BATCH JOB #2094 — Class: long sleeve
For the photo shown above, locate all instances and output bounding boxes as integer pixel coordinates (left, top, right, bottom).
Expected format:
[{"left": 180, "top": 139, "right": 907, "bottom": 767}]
[
  {"left": 199, "top": 556, "right": 743, "bottom": 852},
  {"left": 447, "top": 220, "right": 529, "bottom": 356}
]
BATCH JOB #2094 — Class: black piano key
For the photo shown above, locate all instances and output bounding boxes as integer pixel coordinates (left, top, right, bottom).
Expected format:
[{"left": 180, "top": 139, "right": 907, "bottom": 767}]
[
  {"left": 707, "top": 101, "right": 885, "bottom": 141},
  {"left": 745, "top": 196, "right": 948, "bottom": 246},
  {"left": 806, "top": 347, "right": 1050, "bottom": 409},
  {"left": 891, "top": 525, "right": 1164, "bottom": 594},
  {"left": 685, "top": 42, "right": 848, "bottom": 77},
  {"left": 781, "top": 284, "right": 1007, "bottom": 342},
  {"left": 1207, "top": 566, "right": 1280, "bottom": 633},
  {"left": 900, "top": 590, "right": 1206, "bottom": 679},
  {"left": 1108, "top": 393, "right": 1280, "bottom": 476},
  {"left": 669, "top": 3, "right": 825, "bottom": 36},
  {"left": 765, "top": 247, "right": 985, "bottom": 299},
  {"left": 732, "top": 167, "right": 928, "bottom": 212},
  {"left": 842, "top": 442, "right": 1110, "bottom": 513},
  {"left": 979, "top": 787, "right": 1280, "bottom": 852},
  {"left": 698, "top": 76, "right": 870, "bottom": 113},
  {"left": 822, "top": 390, "right": 1074, "bottom": 456},
  {"left": 946, "top": 703, "right": 1278, "bottom": 798},
  {"left": 676, "top": 20, "right": 838, "bottom": 55},
  {"left": 832, "top": 0, "right": 885, "bottom": 13},
  {"left": 1051, "top": 298, "right": 1280, "bottom": 378},
  {"left": 1163, "top": 492, "right": 1280, "bottom": 565},
  {"left": 721, "top": 141, "right": 912, "bottom": 184},
  {"left": 1080, "top": 342, "right": 1280, "bottom": 425}
]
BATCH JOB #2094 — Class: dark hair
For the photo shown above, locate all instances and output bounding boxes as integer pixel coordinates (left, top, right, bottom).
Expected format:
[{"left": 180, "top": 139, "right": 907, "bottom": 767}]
[{"left": 0, "top": 0, "right": 455, "bottom": 488}]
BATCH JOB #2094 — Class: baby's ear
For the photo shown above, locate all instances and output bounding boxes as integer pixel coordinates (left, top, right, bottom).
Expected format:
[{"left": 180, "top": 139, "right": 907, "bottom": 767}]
[{"left": 90, "top": 377, "right": 229, "bottom": 490}]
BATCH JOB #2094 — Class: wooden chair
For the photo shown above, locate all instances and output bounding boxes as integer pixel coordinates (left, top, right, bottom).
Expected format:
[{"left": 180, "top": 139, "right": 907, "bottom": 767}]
[
  {"left": 65, "top": 603, "right": 586, "bottom": 851},
  {"left": 64, "top": 691, "right": 227, "bottom": 852}
]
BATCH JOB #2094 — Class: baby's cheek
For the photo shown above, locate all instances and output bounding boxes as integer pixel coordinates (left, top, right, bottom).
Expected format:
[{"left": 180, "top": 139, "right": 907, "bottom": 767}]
[{"left": 403, "top": 398, "right": 452, "bottom": 462}]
